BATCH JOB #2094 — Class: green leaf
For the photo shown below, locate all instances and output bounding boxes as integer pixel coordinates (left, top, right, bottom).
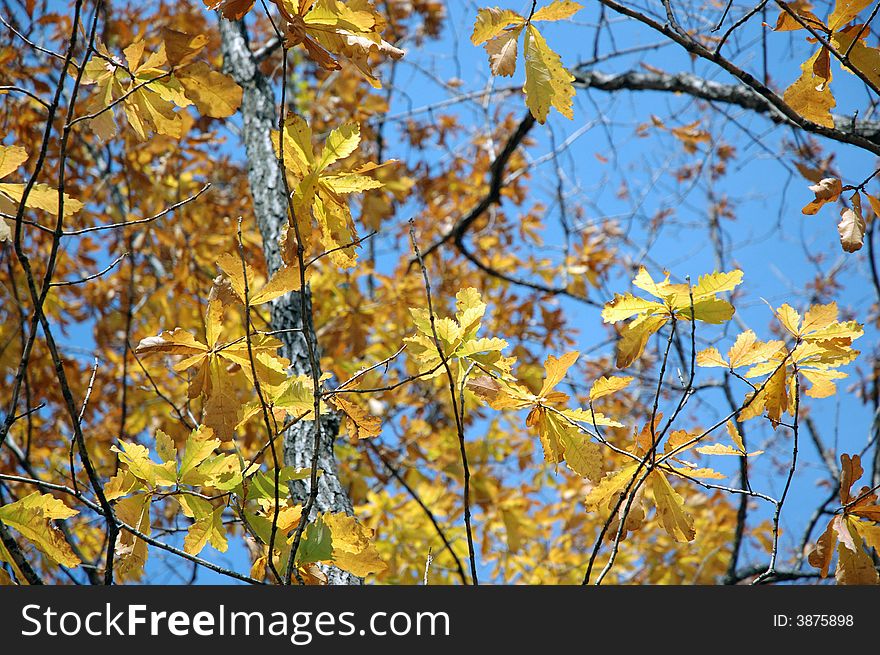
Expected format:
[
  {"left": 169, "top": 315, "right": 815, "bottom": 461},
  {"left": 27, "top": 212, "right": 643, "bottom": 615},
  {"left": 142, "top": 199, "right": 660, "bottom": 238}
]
[{"left": 297, "top": 516, "right": 334, "bottom": 564}]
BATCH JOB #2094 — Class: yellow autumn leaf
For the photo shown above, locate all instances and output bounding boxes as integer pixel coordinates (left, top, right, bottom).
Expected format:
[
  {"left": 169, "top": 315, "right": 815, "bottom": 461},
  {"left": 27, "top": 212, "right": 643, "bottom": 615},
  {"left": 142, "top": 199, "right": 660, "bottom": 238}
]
[
  {"left": 176, "top": 61, "right": 242, "bottom": 118},
  {"left": 179, "top": 425, "right": 222, "bottom": 482},
  {"left": 810, "top": 513, "right": 879, "bottom": 584},
  {"left": 531, "top": 407, "right": 564, "bottom": 464},
  {"left": 111, "top": 440, "right": 177, "bottom": 487},
  {"left": 762, "top": 366, "right": 789, "bottom": 426},
  {"left": 134, "top": 327, "right": 208, "bottom": 359},
  {"left": 801, "top": 368, "right": 847, "bottom": 398},
  {"left": 689, "top": 270, "right": 744, "bottom": 301},
  {"left": 275, "top": 116, "right": 388, "bottom": 268},
  {"left": 695, "top": 346, "right": 727, "bottom": 368},
  {"left": 828, "top": 0, "right": 873, "bottom": 31},
  {"left": 685, "top": 297, "right": 736, "bottom": 324},
  {"left": 0, "top": 182, "right": 84, "bottom": 218},
  {"left": 694, "top": 443, "right": 742, "bottom": 456},
  {"left": 179, "top": 495, "right": 228, "bottom": 556},
  {"left": 406, "top": 287, "right": 514, "bottom": 382},
  {"left": 559, "top": 407, "right": 623, "bottom": 428},
  {"left": 471, "top": 7, "right": 525, "bottom": 44},
  {"left": 696, "top": 421, "right": 763, "bottom": 457},
  {"left": 774, "top": 301, "right": 863, "bottom": 342},
  {"left": 783, "top": 48, "right": 835, "bottom": 129},
  {"left": 323, "top": 512, "right": 387, "bottom": 577},
  {"left": 651, "top": 471, "right": 695, "bottom": 543},
  {"left": 601, "top": 293, "right": 666, "bottom": 322},
  {"left": 137, "top": 298, "right": 289, "bottom": 440},
  {"left": 531, "top": 0, "right": 583, "bottom": 22},
  {"left": 81, "top": 36, "right": 241, "bottom": 140},
  {"left": 104, "top": 469, "right": 141, "bottom": 501},
  {"left": 802, "top": 302, "right": 839, "bottom": 333},
  {"left": 726, "top": 420, "right": 746, "bottom": 453},
  {"left": 472, "top": 2, "right": 580, "bottom": 119},
  {"left": 615, "top": 314, "right": 667, "bottom": 369},
  {"left": 835, "top": 529, "right": 880, "bottom": 584},
  {"left": 0, "top": 493, "right": 80, "bottom": 568},
  {"left": 697, "top": 346, "right": 729, "bottom": 368},
  {"left": 332, "top": 395, "right": 382, "bottom": 439},
  {"left": 203, "top": 0, "right": 255, "bottom": 20},
  {"left": 470, "top": 349, "right": 610, "bottom": 477},
  {"left": 114, "top": 493, "right": 151, "bottom": 579},
  {"left": 667, "top": 465, "right": 726, "bottom": 480},
  {"left": 485, "top": 27, "right": 522, "bottom": 76},
  {"left": 155, "top": 429, "right": 176, "bottom": 464},
  {"left": 558, "top": 427, "right": 602, "bottom": 480},
  {"left": 216, "top": 252, "right": 302, "bottom": 306},
  {"left": 522, "top": 24, "right": 575, "bottom": 123},
  {"left": 585, "top": 463, "right": 639, "bottom": 509},
  {"left": 161, "top": 28, "right": 208, "bottom": 66},
  {"left": 276, "top": 0, "right": 403, "bottom": 89},
  {"left": 0, "top": 144, "right": 27, "bottom": 178},
  {"left": 538, "top": 351, "right": 578, "bottom": 397},
  {"left": 774, "top": 2, "right": 824, "bottom": 32},
  {"left": 832, "top": 30, "right": 880, "bottom": 89},
  {"left": 632, "top": 265, "right": 673, "bottom": 298},
  {"left": 776, "top": 308, "right": 805, "bottom": 344},
  {"left": 589, "top": 375, "right": 633, "bottom": 401},
  {"left": 604, "top": 267, "right": 743, "bottom": 368},
  {"left": 726, "top": 330, "right": 784, "bottom": 368},
  {"left": 802, "top": 177, "right": 842, "bottom": 215},
  {"left": 0, "top": 145, "right": 83, "bottom": 218},
  {"left": 808, "top": 516, "right": 837, "bottom": 577}
]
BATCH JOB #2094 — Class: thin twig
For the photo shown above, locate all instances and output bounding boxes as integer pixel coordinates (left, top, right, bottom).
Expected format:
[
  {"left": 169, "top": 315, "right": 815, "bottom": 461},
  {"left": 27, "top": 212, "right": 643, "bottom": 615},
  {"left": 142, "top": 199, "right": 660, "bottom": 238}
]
[{"left": 409, "top": 219, "right": 478, "bottom": 585}]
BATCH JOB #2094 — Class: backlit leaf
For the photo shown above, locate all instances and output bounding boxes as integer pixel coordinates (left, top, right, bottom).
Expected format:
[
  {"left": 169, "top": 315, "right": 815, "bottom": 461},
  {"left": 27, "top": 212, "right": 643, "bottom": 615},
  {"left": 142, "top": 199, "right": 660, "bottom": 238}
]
[{"left": 0, "top": 493, "right": 80, "bottom": 568}]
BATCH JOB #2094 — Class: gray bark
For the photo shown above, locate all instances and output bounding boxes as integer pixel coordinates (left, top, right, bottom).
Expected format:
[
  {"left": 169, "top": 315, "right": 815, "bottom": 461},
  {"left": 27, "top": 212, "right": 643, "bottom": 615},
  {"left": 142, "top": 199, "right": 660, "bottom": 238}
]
[
  {"left": 218, "top": 17, "right": 360, "bottom": 586},
  {"left": 574, "top": 67, "right": 880, "bottom": 145}
]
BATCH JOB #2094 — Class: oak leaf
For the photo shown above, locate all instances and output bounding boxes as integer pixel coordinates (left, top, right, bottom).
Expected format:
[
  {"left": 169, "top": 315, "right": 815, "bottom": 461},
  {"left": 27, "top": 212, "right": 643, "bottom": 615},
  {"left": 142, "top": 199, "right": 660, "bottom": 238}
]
[
  {"left": 838, "top": 191, "right": 866, "bottom": 252},
  {"left": 273, "top": 116, "right": 388, "bottom": 268},
  {"left": 783, "top": 47, "right": 835, "bottom": 129},
  {"left": 275, "top": 0, "right": 404, "bottom": 89},
  {"left": 738, "top": 303, "right": 862, "bottom": 424},
  {"left": 178, "top": 495, "right": 228, "bottom": 556},
  {"left": 331, "top": 395, "right": 382, "bottom": 439},
  {"left": 323, "top": 512, "right": 387, "bottom": 577},
  {"left": 216, "top": 252, "right": 302, "bottom": 306},
  {"left": 469, "top": 351, "right": 618, "bottom": 480},
  {"left": 0, "top": 145, "right": 83, "bottom": 225},
  {"left": 81, "top": 34, "right": 241, "bottom": 140},
  {"left": 602, "top": 268, "right": 743, "bottom": 368},
  {"left": 809, "top": 454, "right": 880, "bottom": 584},
  {"left": 113, "top": 493, "right": 152, "bottom": 578},
  {"left": 136, "top": 299, "right": 288, "bottom": 439},
  {"left": 407, "top": 287, "right": 515, "bottom": 384},
  {"left": 203, "top": 0, "right": 256, "bottom": 19},
  {"left": 0, "top": 493, "right": 80, "bottom": 568},
  {"left": 471, "top": 2, "right": 581, "bottom": 122}
]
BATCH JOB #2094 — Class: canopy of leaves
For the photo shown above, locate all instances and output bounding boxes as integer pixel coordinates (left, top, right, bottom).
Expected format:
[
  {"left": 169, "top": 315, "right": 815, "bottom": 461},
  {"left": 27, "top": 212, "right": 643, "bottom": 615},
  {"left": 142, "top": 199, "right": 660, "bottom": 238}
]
[{"left": 2, "top": 0, "right": 880, "bottom": 590}]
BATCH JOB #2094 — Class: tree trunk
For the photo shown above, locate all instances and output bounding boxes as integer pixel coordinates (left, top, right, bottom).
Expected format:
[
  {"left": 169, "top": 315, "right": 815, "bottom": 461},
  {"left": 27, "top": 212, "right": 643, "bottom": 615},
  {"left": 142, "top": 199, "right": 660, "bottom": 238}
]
[{"left": 218, "top": 17, "right": 360, "bottom": 586}]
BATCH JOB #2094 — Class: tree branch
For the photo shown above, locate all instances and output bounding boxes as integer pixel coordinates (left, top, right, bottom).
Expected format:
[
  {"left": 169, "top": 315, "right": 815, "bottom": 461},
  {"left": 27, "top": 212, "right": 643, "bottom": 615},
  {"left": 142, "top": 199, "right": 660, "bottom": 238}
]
[
  {"left": 590, "top": 0, "right": 880, "bottom": 156},
  {"left": 573, "top": 67, "right": 880, "bottom": 146}
]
